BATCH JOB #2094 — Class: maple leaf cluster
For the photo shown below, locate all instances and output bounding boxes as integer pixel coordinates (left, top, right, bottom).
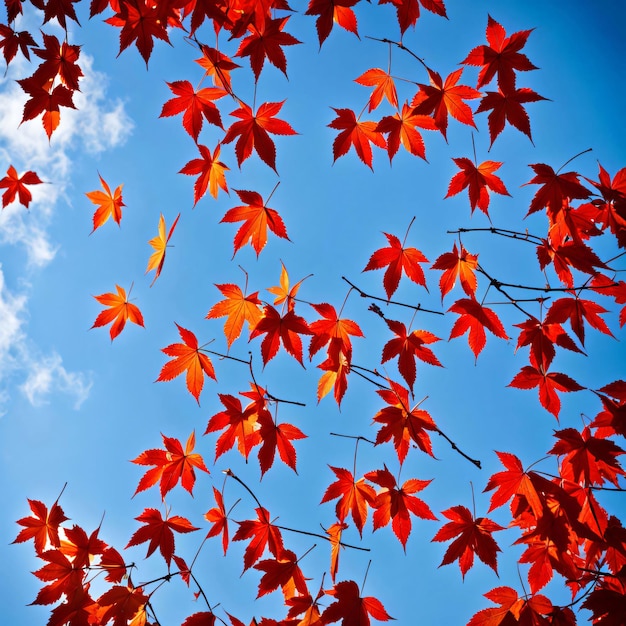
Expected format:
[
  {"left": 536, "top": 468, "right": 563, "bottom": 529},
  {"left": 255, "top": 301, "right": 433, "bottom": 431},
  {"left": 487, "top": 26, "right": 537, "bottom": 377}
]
[{"left": 8, "top": 1, "right": 626, "bottom": 626}]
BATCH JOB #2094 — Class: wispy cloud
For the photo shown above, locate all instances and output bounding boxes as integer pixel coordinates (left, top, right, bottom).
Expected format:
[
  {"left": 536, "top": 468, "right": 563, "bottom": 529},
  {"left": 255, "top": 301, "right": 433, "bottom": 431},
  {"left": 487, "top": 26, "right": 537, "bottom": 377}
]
[
  {"left": 20, "top": 353, "right": 93, "bottom": 409},
  {"left": 0, "top": 45, "right": 133, "bottom": 410}
]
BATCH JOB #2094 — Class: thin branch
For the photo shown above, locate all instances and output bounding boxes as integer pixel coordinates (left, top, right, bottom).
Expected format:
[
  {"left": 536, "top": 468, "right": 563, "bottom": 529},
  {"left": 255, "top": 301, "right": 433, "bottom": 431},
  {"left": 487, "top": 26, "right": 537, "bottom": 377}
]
[{"left": 342, "top": 276, "right": 444, "bottom": 315}]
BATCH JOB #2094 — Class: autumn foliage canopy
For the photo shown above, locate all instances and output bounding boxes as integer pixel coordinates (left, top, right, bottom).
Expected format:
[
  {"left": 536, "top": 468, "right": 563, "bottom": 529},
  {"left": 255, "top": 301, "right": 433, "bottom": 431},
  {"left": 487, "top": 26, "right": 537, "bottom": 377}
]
[{"left": 5, "top": 0, "right": 626, "bottom": 625}]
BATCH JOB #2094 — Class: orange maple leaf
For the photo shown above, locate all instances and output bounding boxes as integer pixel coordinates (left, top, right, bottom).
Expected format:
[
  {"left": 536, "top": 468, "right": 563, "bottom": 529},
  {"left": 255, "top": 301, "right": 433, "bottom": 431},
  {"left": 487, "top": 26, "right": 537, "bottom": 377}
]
[
  {"left": 146, "top": 212, "right": 180, "bottom": 286},
  {"left": 132, "top": 431, "right": 210, "bottom": 499},
  {"left": 156, "top": 323, "right": 217, "bottom": 403},
  {"left": 85, "top": 173, "right": 125, "bottom": 233},
  {"left": 355, "top": 67, "right": 398, "bottom": 112},
  {"left": 92, "top": 284, "right": 144, "bottom": 340},
  {"left": 308, "top": 302, "right": 364, "bottom": 361},
  {"left": 180, "top": 143, "right": 229, "bottom": 204},
  {"left": 0, "top": 164, "right": 42, "bottom": 208},
  {"left": 221, "top": 188, "right": 290, "bottom": 257},
  {"left": 325, "top": 521, "right": 348, "bottom": 582},
  {"left": 206, "top": 282, "right": 263, "bottom": 348},
  {"left": 320, "top": 466, "right": 376, "bottom": 536},
  {"left": 267, "top": 261, "right": 309, "bottom": 312}
]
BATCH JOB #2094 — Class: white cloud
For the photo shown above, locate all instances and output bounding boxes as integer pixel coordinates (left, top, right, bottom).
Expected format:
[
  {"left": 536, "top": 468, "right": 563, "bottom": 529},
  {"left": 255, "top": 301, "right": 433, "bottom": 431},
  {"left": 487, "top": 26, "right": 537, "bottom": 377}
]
[
  {"left": 0, "top": 37, "right": 134, "bottom": 410},
  {"left": 20, "top": 352, "right": 93, "bottom": 409},
  {"left": 0, "top": 266, "right": 27, "bottom": 375}
]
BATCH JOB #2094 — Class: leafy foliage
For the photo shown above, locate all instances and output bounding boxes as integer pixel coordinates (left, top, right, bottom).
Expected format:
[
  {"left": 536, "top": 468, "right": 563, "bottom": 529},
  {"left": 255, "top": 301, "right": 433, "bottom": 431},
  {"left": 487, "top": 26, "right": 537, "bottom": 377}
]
[{"left": 8, "top": 2, "right": 625, "bottom": 626}]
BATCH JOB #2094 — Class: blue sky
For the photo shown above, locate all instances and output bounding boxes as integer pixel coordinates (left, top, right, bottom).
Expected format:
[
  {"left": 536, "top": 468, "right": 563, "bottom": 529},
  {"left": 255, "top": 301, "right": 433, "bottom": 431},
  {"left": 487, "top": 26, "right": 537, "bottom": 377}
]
[{"left": 1, "top": 1, "right": 625, "bottom": 624}]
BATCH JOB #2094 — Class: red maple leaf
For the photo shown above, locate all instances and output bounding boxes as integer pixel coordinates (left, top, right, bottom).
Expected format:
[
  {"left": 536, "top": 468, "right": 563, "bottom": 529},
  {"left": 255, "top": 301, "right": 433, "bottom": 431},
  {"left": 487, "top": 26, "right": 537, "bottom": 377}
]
[
  {"left": 0, "top": 164, "right": 42, "bottom": 208},
  {"left": 372, "top": 379, "right": 438, "bottom": 463},
  {"left": 222, "top": 100, "right": 297, "bottom": 171},
  {"left": 321, "top": 466, "right": 376, "bottom": 535},
  {"left": 431, "top": 505, "right": 504, "bottom": 578},
  {"left": 363, "top": 230, "right": 429, "bottom": 299},
  {"left": 132, "top": 431, "right": 210, "bottom": 499},
  {"left": 206, "top": 282, "right": 263, "bottom": 348},
  {"left": 355, "top": 68, "right": 398, "bottom": 112},
  {"left": 257, "top": 412, "right": 307, "bottom": 476},
  {"left": 467, "top": 587, "right": 555, "bottom": 626},
  {"left": 106, "top": 0, "right": 170, "bottom": 65},
  {"left": 249, "top": 304, "right": 312, "bottom": 366},
  {"left": 524, "top": 162, "right": 592, "bottom": 219},
  {"left": 376, "top": 102, "right": 437, "bottom": 162},
  {"left": 508, "top": 364, "right": 584, "bottom": 419},
  {"left": 448, "top": 298, "right": 508, "bottom": 360},
  {"left": 31, "top": 33, "right": 83, "bottom": 91},
  {"left": 0, "top": 25, "right": 37, "bottom": 65},
  {"left": 381, "top": 319, "right": 442, "bottom": 390},
  {"left": 431, "top": 242, "right": 478, "bottom": 301},
  {"left": 31, "top": 548, "right": 83, "bottom": 605},
  {"left": 182, "top": 613, "right": 217, "bottom": 626},
  {"left": 97, "top": 585, "right": 149, "bottom": 626},
  {"left": 204, "top": 487, "right": 229, "bottom": 555},
  {"left": 445, "top": 157, "right": 510, "bottom": 216},
  {"left": 180, "top": 143, "right": 229, "bottom": 204},
  {"left": 476, "top": 87, "right": 546, "bottom": 147},
  {"left": 328, "top": 107, "right": 386, "bottom": 170},
  {"left": 17, "top": 76, "right": 76, "bottom": 139},
  {"left": 221, "top": 188, "right": 289, "bottom": 256},
  {"left": 462, "top": 15, "right": 538, "bottom": 92},
  {"left": 305, "top": 0, "right": 360, "bottom": 46},
  {"left": 156, "top": 323, "right": 217, "bottom": 404},
  {"left": 483, "top": 451, "right": 552, "bottom": 517},
  {"left": 379, "top": 0, "right": 447, "bottom": 34},
  {"left": 411, "top": 67, "right": 481, "bottom": 140},
  {"left": 514, "top": 315, "right": 582, "bottom": 370},
  {"left": 232, "top": 506, "right": 285, "bottom": 570},
  {"left": 13, "top": 498, "right": 68, "bottom": 555},
  {"left": 548, "top": 426, "right": 625, "bottom": 487},
  {"left": 126, "top": 508, "right": 199, "bottom": 566},
  {"left": 365, "top": 466, "right": 437, "bottom": 549},
  {"left": 91, "top": 284, "right": 144, "bottom": 340},
  {"left": 236, "top": 16, "right": 301, "bottom": 80},
  {"left": 160, "top": 80, "right": 225, "bottom": 142},
  {"left": 544, "top": 296, "right": 613, "bottom": 347},
  {"left": 322, "top": 579, "right": 392, "bottom": 625},
  {"left": 254, "top": 549, "right": 309, "bottom": 599}
]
